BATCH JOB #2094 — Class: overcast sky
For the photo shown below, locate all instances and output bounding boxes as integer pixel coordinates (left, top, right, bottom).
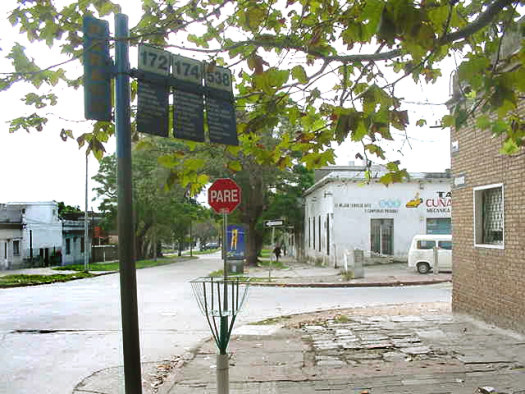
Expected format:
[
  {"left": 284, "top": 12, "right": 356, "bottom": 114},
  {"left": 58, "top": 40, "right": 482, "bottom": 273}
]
[{"left": 0, "top": 1, "right": 453, "bottom": 210}]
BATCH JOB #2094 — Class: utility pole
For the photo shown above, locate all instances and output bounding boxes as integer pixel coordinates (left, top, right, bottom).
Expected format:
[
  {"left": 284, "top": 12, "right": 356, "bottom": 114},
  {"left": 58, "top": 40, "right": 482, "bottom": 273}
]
[{"left": 84, "top": 152, "right": 89, "bottom": 272}]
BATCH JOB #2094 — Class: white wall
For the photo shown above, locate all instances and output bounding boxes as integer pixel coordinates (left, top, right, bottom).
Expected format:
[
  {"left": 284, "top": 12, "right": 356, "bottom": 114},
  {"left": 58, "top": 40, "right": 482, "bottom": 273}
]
[
  {"left": 304, "top": 178, "right": 451, "bottom": 265},
  {"left": 304, "top": 185, "right": 335, "bottom": 265},
  {"left": 21, "top": 202, "right": 62, "bottom": 257},
  {"left": 0, "top": 228, "right": 24, "bottom": 269}
]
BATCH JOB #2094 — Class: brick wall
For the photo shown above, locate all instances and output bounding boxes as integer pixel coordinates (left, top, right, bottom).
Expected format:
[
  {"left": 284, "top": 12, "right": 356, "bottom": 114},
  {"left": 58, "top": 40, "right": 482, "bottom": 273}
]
[{"left": 451, "top": 103, "right": 525, "bottom": 333}]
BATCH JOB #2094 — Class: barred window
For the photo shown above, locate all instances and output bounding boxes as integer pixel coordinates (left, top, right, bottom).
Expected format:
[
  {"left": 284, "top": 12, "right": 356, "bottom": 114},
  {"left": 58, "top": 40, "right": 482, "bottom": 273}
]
[
  {"left": 482, "top": 187, "right": 503, "bottom": 244},
  {"left": 474, "top": 184, "right": 504, "bottom": 247}
]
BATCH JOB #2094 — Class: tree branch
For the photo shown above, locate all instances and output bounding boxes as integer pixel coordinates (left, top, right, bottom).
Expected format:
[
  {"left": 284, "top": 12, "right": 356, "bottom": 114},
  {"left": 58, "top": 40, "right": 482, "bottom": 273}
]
[
  {"left": 441, "top": 0, "right": 515, "bottom": 44},
  {"left": 214, "top": 0, "right": 516, "bottom": 64}
]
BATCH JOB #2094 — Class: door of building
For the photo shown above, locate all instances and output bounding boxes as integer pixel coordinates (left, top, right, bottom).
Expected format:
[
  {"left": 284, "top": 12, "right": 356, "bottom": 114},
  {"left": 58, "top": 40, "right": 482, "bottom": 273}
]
[{"left": 370, "top": 219, "right": 394, "bottom": 255}]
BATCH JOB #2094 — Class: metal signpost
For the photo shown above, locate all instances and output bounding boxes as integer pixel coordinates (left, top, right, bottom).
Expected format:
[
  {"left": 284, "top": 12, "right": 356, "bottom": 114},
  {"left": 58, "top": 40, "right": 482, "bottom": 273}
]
[
  {"left": 115, "top": 15, "right": 143, "bottom": 394},
  {"left": 265, "top": 218, "right": 285, "bottom": 247},
  {"left": 82, "top": 14, "right": 240, "bottom": 394},
  {"left": 204, "top": 178, "right": 243, "bottom": 394},
  {"left": 83, "top": 14, "right": 142, "bottom": 394},
  {"left": 264, "top": 219, "right": 285, "bottom": 281}
]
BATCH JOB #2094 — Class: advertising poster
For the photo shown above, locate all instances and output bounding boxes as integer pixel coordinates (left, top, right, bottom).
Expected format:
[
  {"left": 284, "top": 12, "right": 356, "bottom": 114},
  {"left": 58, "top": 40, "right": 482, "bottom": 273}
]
[{"left": 227, "top": 225, "right": 245, "bottom": 259}]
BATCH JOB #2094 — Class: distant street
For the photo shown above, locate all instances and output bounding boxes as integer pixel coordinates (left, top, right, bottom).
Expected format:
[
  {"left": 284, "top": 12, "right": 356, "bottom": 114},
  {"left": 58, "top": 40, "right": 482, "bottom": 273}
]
[{"left": 0, "top": 252, "right": 451, "bottom": 394}]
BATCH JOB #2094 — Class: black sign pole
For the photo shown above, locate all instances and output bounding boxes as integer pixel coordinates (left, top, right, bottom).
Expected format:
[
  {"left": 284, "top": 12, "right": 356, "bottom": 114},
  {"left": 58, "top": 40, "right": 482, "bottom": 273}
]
[{"left": 115, "top": 14, "right": 142, "bottom": 394}]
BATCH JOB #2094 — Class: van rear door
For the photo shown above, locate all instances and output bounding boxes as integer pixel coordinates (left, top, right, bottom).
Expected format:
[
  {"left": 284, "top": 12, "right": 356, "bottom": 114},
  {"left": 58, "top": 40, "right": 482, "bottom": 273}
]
[{"left": 438, "top": 240, "right": 452, "bottom": 270}]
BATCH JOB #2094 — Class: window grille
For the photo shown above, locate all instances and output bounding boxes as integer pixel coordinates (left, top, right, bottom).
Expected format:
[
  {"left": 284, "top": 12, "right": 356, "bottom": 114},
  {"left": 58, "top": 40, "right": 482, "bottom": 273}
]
[
  {"left": 370, "top": 219, "right": 394, "bottom": 255},
  {"left": 482, "top": 187, "right": 503, "bottom": 244}
]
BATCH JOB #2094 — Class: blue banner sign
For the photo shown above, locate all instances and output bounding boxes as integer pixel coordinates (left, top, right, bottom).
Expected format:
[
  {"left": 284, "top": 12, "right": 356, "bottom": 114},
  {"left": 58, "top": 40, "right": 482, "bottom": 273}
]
[
  {"left": 227, "top": 225, "right": 245, "bottom": 259},
  {"left": 82, "top": 16, "right": 112, "bottom": 121}
]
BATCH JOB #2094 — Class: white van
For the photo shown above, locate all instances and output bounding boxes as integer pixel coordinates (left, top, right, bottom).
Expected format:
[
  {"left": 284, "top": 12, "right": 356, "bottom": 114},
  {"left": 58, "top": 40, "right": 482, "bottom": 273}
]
[{"left": 408, "top": 234, "right": 452, "bottom": 274}]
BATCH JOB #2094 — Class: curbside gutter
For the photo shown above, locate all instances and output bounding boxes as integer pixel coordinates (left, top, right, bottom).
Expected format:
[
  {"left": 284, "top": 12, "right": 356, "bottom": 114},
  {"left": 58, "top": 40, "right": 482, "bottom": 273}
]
[{"left": 246, "top": 277, "right": 451, "bottom": 288}]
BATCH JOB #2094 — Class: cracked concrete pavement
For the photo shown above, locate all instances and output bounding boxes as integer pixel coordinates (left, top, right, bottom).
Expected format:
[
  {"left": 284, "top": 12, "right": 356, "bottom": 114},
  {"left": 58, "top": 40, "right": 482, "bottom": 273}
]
[{"left": 162, "top": 302, "right": 525, "bottom": 394}]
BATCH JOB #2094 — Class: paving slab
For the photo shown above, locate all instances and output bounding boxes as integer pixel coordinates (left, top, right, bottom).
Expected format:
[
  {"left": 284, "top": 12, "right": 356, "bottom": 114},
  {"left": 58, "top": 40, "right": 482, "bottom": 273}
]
[{"left": 162, "top": 302, "right": 525, "bottom": 394}]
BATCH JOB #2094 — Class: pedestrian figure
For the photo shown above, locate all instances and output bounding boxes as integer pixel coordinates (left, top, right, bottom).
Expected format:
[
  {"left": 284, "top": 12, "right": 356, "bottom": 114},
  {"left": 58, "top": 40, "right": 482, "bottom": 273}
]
[{"left": 273, "top": 245, "right": 282, "bottom": 262}]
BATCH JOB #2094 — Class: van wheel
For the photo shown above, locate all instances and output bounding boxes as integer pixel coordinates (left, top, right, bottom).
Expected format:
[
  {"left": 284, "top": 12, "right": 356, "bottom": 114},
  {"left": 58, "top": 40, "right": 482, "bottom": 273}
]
[{"left": 417, "top": 262, "right": 431, "bottom": 274}]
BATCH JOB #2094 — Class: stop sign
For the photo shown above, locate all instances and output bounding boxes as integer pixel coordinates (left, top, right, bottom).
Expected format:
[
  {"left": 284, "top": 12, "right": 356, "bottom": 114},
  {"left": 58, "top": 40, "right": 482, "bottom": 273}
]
[{"left": 208, "top": 178, "right": 242, "bottom": 214}]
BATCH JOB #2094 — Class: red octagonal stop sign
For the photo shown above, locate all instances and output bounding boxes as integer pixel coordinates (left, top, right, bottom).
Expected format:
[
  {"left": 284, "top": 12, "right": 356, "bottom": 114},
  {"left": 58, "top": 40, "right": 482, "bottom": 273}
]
[{"left": 208, "top": 178, "right": 242, "bottom": 214}]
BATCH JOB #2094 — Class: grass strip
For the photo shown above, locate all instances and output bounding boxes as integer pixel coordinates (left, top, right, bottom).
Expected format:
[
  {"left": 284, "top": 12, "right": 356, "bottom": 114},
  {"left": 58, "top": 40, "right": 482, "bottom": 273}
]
[
  {"left": 53, "top": 256, "right": 196, "bottom": 272},
  {"left": 0, "top": 272, "right": 94, "bottom": 288}
]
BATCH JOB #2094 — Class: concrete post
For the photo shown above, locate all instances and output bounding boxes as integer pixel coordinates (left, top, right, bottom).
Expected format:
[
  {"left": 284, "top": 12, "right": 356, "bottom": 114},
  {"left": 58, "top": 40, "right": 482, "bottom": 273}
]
[
  {"left": 216, "top": 353, "right": 229, "bottom": 394},
  {"left": 352, "top": 249, "right": 365, "bottom": 278}
]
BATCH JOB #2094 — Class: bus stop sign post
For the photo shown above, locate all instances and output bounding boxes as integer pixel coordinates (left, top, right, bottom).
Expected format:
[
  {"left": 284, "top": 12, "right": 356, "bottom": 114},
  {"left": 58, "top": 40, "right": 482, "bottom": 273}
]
[{"left": 115, "top": 14, "right": 142, "bottom": 394}]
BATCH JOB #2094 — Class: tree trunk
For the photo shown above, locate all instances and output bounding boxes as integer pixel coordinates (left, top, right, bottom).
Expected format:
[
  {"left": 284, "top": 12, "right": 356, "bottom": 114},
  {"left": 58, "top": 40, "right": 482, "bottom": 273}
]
[
  {"left": 295, "top": 229, "right": 304, "bottom": 262},
  {"left": 153, "top": 231, "right": 157, "bottom": 261},
  {"left": 244, "top": 221, "right": 258, "bottom": 266},
  {"left": 238, "top": 172, "right": 265, "bottom": 267}
]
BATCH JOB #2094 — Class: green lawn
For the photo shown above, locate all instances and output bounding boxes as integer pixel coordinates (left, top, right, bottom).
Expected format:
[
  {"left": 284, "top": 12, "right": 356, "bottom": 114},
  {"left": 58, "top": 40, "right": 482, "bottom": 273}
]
[
  {"left": 259, "top": 249, "right": 271, "bottom": 258},
  {"left": 0, "top": 272, "right": 94, "bottom": 288},
  {"left": 53, "top": 256, "right": 195, "bottom": 272},
  {"left": 182, "top": 248, "right": 220, "bottom": 256},
  {"left": 258, "top": 259, "right": 287, "bottom": 269}
]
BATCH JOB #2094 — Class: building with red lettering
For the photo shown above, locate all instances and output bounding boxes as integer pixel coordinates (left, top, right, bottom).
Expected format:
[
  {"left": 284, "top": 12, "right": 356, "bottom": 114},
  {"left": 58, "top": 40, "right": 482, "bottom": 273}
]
[{"left": 304, "top": 165, "right": 451, "bottom": 266}]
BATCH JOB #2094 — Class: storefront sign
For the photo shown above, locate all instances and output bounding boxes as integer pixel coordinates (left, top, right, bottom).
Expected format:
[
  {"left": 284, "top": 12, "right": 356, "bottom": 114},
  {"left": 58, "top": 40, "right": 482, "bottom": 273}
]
[
  {"left": 335, "top": 190, "right": 452, "bottom": 214},
  {"left": 425, "top": 191, "right": 452, "bottom": 213}
]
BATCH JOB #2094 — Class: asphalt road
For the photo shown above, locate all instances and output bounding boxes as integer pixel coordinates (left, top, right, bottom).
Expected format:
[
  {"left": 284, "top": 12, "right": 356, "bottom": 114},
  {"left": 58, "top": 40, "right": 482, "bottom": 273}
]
[{"left": 0, "top": 252, "right": 451, "bottom": 394}]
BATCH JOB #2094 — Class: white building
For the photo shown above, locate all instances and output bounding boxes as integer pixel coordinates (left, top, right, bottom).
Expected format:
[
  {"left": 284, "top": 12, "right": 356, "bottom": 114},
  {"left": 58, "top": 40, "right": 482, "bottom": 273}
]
[
  {"left": 0, "top": 201, "right": 62, "bottom": 269},
  {"left": 0, "top": 201, "right": 91, "bottom": 269},
  {"left": 0, "top": 206, "right": 24, "bottom": 269},
  {"left": 304, "top": 166, "right": 451, "bottom": 266},
  {"left": 62, "top": 218, "right": 92, "bottom": 266}
]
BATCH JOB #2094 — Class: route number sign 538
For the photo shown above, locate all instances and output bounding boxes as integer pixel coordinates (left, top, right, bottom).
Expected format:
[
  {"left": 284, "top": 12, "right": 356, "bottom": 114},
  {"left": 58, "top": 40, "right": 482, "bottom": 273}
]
[{"left": 204, "top": 65, "right": 232, "bottom": 92}]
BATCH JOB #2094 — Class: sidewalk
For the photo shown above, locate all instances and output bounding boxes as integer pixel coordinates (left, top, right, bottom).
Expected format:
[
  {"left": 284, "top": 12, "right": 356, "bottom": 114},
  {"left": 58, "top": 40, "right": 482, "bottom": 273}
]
[
  {"left": 162, "top": 302, "right": 525, "bottom": 394},
  {"left": 71, "top": 258, "right": 525, "bottom": 394},
  {"left": 242, "top": 256, "right": 451, "bottom": 287}
]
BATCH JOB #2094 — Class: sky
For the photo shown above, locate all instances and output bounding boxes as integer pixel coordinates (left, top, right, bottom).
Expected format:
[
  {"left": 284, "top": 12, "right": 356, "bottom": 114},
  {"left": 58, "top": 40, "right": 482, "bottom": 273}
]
[{"left": 0, "top": 1, "right": 454, "bottom": 210}]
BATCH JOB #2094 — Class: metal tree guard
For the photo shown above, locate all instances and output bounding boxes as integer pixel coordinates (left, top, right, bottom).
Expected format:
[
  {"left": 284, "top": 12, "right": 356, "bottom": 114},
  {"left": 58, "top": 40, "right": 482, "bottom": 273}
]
[{"left": 191, "top": 276, "right": 249, "bottom": 393}]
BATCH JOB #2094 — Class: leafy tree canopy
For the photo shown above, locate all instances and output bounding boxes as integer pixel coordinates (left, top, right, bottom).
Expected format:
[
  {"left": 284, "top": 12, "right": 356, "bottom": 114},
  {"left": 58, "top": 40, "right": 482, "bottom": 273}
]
[
  {"left": 2, "top": 0, "right": 524, "bottom": 183},
  {"left": 57, "top": 201, "right": 83, "bottom": 218}
]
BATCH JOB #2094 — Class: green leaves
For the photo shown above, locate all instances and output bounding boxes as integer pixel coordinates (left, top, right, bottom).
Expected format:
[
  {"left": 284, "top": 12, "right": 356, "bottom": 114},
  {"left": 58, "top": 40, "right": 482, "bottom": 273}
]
[
  {"left": 291, "top": 65, "right": 308, "bottom": 83},
  {"left": 253, "top": 68, "right": 290, "bottom": 95},
  {"left": 23, "top": 93, "right": 57, "bottom": 108},
  {"left": 0, "top": 0, "right": 522, "bottom": 175},
  {"left": 379, "top": 161, "right": 409, "bottom": 185},
  {"left": 9, "top": 113, "right": 48, "bottom": 133}
]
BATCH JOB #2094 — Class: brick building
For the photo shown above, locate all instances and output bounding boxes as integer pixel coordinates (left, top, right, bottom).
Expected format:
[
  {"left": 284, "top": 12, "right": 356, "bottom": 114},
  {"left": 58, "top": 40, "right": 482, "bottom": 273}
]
[{"left": 450, "top": 101, "right": 525, "bottom": 333}]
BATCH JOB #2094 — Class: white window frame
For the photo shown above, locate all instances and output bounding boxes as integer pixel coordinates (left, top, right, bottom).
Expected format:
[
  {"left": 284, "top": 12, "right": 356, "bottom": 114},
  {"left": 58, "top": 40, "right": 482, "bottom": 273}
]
[{"left": 473, "top": 183, "right": 504, "bottom": 249}]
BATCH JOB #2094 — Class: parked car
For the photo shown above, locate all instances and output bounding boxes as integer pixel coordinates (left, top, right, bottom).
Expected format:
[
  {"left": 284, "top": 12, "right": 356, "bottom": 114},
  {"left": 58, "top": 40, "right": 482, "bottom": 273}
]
[
  {"left": 408, "top": 234, "right": 452, "bottom": 274},
  {"left": 201, "top": 242, "right": 219, "bottom": 251}
]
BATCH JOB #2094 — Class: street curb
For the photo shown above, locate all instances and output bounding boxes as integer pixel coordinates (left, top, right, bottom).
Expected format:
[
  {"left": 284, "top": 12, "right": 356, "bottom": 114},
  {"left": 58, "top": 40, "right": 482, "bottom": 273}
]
[{"left": 245, "top": 278, "right": 451, "bottom": 288}]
